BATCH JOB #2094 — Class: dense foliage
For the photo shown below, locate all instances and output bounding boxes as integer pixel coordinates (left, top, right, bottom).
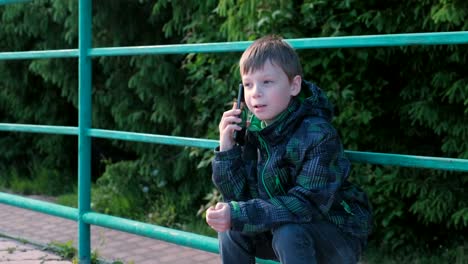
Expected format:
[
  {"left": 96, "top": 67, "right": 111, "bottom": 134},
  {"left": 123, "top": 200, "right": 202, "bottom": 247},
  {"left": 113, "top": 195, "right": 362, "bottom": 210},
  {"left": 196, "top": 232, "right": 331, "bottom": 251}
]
[{"left": 1, "top": 0, "right": 467, "bottom": 260}]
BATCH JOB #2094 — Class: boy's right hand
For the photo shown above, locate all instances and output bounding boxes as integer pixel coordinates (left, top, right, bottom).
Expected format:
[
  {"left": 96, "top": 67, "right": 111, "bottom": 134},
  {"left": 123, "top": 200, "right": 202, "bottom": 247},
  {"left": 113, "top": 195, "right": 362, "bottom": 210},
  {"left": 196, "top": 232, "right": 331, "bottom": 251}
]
[{"left": 219, "top": 103, "right": 243, "bottom": 152}]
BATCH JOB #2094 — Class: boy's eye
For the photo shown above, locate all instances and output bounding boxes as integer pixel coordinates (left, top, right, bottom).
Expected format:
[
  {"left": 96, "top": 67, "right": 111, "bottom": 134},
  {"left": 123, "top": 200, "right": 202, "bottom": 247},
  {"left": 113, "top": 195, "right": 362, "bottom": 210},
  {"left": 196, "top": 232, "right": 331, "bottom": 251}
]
[
  {"left": 243, "top": 83, "right": 252, "bottom": 88},
  {"left": 264, "top": 80, "right": 273, "bottom": 84}
]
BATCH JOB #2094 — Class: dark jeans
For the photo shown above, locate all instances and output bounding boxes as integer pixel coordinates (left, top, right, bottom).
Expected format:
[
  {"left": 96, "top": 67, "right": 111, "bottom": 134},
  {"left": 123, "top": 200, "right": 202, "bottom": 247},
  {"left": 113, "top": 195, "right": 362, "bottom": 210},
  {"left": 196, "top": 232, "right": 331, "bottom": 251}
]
[{"left": 218, "top": 220, "right": 363, "bottom": 264}]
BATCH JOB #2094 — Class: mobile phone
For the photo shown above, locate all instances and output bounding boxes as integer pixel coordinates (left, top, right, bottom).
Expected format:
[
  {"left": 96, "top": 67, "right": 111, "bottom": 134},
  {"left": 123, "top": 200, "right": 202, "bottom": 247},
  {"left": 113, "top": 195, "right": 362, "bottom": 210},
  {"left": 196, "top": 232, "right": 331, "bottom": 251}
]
[{"left": 233, "top": 83, "right": 246, "bottom": 145}]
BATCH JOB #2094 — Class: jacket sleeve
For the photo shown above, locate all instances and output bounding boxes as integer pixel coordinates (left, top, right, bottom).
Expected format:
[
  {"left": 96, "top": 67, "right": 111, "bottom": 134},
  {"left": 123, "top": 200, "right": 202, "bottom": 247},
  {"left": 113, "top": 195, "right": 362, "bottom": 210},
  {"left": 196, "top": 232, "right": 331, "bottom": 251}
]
[
  {"left": 228, "top": 124, "right": 350, "bottom": 233},
  {"left": 211, "top": 145, "right": 251, "bottom": 201}
]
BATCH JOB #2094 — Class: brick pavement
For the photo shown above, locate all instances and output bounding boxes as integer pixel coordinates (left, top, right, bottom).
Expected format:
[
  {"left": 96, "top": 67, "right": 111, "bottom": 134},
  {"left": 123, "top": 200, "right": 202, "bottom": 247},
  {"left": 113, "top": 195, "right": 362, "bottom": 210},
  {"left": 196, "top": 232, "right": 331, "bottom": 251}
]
[
  {"left": 0, "top": 236, "right": 72, "bottom": 263},
  {"left": 0, "top": 203, "right": 220, "bottom": 264}
]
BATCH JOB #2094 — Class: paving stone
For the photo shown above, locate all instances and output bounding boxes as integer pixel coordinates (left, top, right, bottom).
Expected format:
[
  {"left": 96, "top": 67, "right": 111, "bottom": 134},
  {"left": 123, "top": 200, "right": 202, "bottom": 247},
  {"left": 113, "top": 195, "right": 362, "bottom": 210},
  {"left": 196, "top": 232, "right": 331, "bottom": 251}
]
[
  {"left": 0, "top": 241, "right": 24, "bottom": 250},
  {"left": 0, "top": 239, "right": 72, "bottom": 264},
  {"left": 4, "top": 249, "right": 49, "bottom": 261}
]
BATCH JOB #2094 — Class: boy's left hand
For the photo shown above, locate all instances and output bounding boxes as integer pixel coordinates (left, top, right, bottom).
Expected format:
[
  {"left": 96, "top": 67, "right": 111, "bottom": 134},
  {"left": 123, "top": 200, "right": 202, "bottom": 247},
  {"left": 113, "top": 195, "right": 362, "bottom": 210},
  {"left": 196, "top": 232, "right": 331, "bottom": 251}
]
[{"left": 206, "top": 202, "right": 231, "bottom": 232}]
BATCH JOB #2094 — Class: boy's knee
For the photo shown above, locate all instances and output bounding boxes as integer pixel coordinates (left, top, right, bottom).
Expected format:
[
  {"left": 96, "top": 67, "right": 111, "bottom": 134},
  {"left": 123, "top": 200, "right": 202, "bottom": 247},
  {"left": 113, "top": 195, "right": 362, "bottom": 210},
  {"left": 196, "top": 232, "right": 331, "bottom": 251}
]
[
  {"left": 219, "top": 230, "right": 250, "bottom": 247},
  {"left": 271, "top": 224, "right": 316, "bottom": 262},
  {"left": 272, "top": 224, "right": 312, "bottom": 248},
  {"left": 218, "top": 230, "right": 235, "bottom": 244}
]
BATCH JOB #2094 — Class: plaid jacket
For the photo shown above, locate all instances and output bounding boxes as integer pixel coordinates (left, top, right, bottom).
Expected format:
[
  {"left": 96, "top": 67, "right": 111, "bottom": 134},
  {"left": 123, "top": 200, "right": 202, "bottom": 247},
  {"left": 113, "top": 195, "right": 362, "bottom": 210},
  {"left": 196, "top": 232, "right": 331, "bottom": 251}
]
[{"left": 212, "top": 81, "right": 372, "bottom": 239}]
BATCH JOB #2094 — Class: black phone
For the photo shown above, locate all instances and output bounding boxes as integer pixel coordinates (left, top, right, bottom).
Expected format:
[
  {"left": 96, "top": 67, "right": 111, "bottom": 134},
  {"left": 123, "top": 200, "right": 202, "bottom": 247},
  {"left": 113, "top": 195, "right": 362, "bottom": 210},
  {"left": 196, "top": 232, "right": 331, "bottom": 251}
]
[{"left": 233, "top": 83, "right": 246, "bottom": 145}]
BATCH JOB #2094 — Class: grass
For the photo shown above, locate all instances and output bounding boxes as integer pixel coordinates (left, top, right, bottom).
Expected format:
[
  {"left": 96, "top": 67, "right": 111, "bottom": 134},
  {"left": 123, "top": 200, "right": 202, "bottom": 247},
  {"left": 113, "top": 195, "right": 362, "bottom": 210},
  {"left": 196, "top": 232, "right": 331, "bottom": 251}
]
[
  {"left": 48, "top": 240, "right": 125, "bottom": 264},
  {"left": 180, "top": 217, "right": 217, "bottom": 238},
  {"left": 48, "top": 241, "right": 76, "bottom": 259},
  {"left": 6, "top": 247, "right": 16, "bottom": 254},
  {"left": 56, "top": 192, "right": 78, "bottom": 208},
  {"left": 0, "top": 166, "right": 74, "bottom": 196}
]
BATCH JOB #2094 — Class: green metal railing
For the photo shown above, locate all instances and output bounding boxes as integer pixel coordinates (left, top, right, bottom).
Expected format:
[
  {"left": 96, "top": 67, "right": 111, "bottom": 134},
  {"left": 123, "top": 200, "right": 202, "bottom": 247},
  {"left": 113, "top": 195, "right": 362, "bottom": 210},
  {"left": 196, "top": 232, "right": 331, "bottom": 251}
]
[{"left": 0, "top": 1, "right": 468, "bottom": 263}]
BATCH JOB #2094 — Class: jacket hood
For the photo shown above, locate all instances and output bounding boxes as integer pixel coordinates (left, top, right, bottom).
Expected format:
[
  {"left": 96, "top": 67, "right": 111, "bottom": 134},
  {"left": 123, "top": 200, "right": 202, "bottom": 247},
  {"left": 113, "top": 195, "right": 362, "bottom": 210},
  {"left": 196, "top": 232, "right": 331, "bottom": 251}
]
[
  {"left": 246, "top": 80, "right": 334, "bottom": 145},
  {"left": 297, "top": 80, "right": 334, "bottom": 122}
]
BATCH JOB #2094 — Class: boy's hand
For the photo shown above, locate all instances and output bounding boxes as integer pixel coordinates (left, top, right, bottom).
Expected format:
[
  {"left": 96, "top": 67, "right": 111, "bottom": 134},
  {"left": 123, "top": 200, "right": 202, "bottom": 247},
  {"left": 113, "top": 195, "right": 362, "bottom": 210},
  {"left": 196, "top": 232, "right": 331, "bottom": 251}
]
[
  {"left": 218, "top": 103, "right": 243, "bottom": 151},
  {"left": 206, "top": 202, "right": 231, "bottom": 232}
]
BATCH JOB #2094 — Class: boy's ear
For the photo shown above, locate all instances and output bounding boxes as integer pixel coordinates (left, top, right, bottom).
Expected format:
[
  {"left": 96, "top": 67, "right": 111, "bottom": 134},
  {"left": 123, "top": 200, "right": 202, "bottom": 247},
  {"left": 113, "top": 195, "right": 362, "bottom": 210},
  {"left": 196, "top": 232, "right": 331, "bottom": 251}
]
[{"left": 290, "top": 75, "right": 302, "bottom": 96}]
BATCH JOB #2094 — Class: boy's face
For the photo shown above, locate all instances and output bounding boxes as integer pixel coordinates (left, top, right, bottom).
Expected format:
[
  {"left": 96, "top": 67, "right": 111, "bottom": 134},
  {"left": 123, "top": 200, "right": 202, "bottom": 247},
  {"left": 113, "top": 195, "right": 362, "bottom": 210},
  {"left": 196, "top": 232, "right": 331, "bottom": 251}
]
[{"left": 242, "top": 60, "right": 301, "bottom": 125}]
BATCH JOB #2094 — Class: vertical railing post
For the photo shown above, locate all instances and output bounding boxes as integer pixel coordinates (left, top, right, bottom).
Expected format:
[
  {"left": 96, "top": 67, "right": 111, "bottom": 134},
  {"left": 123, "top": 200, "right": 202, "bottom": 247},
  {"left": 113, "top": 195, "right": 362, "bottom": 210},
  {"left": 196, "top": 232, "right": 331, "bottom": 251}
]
[{"left": 78, "top": 0, "right": 92, "bottom": 263}]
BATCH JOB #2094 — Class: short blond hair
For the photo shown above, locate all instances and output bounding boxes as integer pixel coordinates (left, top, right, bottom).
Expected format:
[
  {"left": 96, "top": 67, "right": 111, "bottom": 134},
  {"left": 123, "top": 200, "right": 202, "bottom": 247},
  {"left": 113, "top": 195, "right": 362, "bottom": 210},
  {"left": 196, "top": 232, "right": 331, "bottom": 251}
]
[{"left": 239, "top": 35, "right": 302, "bottom": 81}]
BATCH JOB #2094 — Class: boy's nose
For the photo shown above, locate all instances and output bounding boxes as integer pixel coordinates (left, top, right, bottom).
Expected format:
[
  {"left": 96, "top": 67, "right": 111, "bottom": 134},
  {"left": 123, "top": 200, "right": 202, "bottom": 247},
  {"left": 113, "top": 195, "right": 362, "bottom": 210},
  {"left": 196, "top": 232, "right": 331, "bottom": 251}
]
[{"left": 252, "top": 84, "right": 262, "bottom": 98}]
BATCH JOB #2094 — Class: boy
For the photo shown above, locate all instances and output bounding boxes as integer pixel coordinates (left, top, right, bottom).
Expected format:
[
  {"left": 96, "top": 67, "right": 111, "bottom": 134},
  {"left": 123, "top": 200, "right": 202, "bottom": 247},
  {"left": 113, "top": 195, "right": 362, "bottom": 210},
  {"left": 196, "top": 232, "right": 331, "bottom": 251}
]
[{"left": 206, "top": 35, "right": 372, "bottom": 264}]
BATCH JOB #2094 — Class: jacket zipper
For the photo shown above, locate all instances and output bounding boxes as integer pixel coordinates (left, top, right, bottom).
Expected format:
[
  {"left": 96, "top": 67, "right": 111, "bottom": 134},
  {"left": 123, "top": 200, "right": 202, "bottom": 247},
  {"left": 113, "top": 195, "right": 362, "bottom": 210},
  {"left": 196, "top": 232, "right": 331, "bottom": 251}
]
[
  {"left": 258, "top": 136, "right": 273, "bottom": 200},
  {"left": 258, "top": 135, "right": 286, "bottom": 200}
]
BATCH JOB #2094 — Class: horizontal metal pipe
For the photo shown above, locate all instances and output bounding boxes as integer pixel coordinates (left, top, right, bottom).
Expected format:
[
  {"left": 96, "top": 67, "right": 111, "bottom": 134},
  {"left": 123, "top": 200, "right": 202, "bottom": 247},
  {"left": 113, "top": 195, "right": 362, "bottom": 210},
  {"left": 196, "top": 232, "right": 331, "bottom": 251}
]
[
  {"left": 82, "top": 212, "right": 219, "bottom": 253},
  {"left": 346, "top": 150, "right": 468, "bottom": 172},
  {"left": 86, "top": 128, "right": 468, "bottom": 171},
  {"left": 289, "top": 31, "right": 468, "bottom": 49},
  {"left": 0, "top": 124, "right": 466, "bottom": 171},
  {"left": 256, "top": 258, "right": 280, "bottom": 264},
  {"left": 88, "top": 128, "right": 218, "bottom": 149},
  {"left": 89, "top": 31, "right": 468, "bottom": 57},
  {"left": 90, "top": 41, "right": 251, "bottom": 56},
  {"left": 0, "top": 192, "right": 78, "bottom": 221},
  {"left": 1, "top": 32, "right": 467, "bottom": 60},
  {"left": 0, "top": 123, "right": 78, "bottom": 135},
  {"left": 0, "top": 49, "right": 78, "bottom": 60}
]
